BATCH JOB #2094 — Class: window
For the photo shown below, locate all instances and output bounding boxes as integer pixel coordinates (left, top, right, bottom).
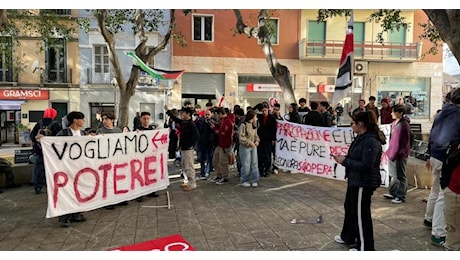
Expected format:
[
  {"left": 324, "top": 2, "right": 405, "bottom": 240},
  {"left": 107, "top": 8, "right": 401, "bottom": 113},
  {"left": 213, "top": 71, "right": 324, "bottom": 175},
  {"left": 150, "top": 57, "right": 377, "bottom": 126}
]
[
  {"left": 94, "top": 45, "right": 110, "bottom": 74},
  {"left": 45, "top": 38, "right": 66, "bottom": 83},
  {"left": 0, "top": 37, "right": 13, "bottom": 82},
  {"left": 307, "top": 21, "right": 326, "bottom": 56},
  {"left": 266, "top": 18, "right": 279, "bottom": 44},
  {"left": 377, "top": 76, "right": 430, "bottom": 119},
  {"left": 193, "top": 15, "right": 213, "bottom": 41}
]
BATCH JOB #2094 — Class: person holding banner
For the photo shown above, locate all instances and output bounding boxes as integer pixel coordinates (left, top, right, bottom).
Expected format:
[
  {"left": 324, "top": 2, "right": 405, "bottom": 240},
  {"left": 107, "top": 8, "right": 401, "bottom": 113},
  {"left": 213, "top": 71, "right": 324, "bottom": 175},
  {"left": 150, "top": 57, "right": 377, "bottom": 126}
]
[
  {"left": 134, "top": 111, "right": 160, "bottom": 201},
  {"left": 238, "top": 110, "right": 260, "bottom": 188},
  {"left": 96, "top": 112, "right": 128, "bottom": 210},
  {"left": 333, "top": 111, "right": 386, "bottom": 251},
  {"left": 271, "top": 103, "right": 283, "bottom": 174},
  {"left": 56, "top": 111, "right": 88, "bottom": 228}
]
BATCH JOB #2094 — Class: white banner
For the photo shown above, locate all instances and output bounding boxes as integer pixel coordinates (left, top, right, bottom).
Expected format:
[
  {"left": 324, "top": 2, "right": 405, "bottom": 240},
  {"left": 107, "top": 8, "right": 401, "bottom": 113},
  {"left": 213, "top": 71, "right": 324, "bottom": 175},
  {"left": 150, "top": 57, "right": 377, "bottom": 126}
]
[
  {"left": 275, "top": 120, "right": 390, "bottom": 187},
  {"left": 41, "top": 129, "right": 170, "bottom": 218}
]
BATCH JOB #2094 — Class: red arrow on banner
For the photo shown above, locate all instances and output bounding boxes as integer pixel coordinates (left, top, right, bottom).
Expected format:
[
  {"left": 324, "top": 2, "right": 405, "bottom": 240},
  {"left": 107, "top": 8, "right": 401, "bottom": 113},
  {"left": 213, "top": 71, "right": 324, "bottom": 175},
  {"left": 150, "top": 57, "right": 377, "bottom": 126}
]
[{"left": 151, "top": 131, "right": 168, "bottom": 148}]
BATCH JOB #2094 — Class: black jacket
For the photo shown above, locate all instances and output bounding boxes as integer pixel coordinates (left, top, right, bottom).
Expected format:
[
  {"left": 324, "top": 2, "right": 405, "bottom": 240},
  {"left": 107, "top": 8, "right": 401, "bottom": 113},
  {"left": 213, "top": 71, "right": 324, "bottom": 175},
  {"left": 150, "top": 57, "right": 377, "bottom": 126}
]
[
  {"left": 256, "top": 113, "right": 277, "bottom": 144},
  {"left": 304, "top": 111, "right": 324, "bottom": 127},
  {"left": 30, "top": 118, "right": 63, "bottom": 155},
  {"left": 166, "top": 110, "right": 200, "bottom": 150},
  {"left": 342, "top": 131, "right": 384, "bottom": 189},
  {"left": 195, "top": 117, "right": 215, "bottom": 147}
]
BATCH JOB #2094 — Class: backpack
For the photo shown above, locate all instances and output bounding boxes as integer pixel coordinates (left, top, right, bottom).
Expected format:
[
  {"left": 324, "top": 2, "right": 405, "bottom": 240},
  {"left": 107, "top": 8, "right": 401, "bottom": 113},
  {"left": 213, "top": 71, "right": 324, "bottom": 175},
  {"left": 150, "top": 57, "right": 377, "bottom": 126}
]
[{"left": 39, "top": 120, "right": 59, "bottom": 136}]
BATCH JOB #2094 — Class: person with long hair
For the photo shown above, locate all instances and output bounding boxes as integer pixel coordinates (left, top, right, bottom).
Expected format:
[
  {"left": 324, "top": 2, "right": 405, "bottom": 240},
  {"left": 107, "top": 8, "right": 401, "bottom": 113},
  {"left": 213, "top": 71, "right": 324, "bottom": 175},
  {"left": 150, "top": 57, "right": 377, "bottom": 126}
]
[
  {"left": 333, "top": 111, "right": 386, "bottom": 251},
  {"left": 239, "top": 110, "right": 260, "bottom": 187}
]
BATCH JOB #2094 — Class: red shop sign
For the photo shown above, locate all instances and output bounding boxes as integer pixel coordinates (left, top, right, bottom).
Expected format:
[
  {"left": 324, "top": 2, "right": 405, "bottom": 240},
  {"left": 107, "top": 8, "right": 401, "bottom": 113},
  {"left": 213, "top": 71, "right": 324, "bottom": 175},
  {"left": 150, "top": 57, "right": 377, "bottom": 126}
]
[{"left": 0, "top": 89, "right": 49, "bottom": 100}]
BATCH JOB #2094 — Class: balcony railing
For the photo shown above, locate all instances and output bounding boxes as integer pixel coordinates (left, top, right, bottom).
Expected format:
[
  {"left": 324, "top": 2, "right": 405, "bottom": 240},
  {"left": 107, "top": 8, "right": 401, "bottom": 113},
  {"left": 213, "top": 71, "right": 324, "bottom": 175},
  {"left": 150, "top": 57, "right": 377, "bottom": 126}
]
[{"left": 299, "top": 39, "right": 422, "bottom": 62}]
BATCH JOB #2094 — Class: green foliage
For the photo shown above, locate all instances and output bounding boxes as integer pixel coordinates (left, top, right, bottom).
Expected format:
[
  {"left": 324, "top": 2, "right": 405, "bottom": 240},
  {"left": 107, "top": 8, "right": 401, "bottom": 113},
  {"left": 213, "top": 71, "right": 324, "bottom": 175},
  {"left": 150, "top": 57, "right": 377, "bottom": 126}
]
[
  {"left": 418, "top": 20, "right": 441, "bottom": 57},
  {"left": 317, "top": 9, "right": 352, "bottom": 21},
  {"left": 368, "top": 9, "right": 409, "bottom": 44}
]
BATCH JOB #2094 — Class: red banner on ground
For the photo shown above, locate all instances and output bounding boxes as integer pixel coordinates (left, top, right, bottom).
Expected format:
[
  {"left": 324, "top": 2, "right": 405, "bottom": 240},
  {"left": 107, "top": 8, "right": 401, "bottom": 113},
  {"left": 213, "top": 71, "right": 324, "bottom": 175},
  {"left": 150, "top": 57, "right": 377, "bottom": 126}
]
[{"left": 110, "top": 234, "right": 195, "bottom": 251}]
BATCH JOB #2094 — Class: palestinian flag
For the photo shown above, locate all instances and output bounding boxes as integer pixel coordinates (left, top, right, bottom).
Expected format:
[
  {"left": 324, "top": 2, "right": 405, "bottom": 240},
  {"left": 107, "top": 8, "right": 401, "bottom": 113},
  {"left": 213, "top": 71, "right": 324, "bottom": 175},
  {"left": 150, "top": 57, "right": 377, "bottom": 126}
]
[
  {"left": 332, "top": 13, "right": 354, "bottom": 106},
  {"left": 126, "top": 51, "right": 185, "bottom": 80}
]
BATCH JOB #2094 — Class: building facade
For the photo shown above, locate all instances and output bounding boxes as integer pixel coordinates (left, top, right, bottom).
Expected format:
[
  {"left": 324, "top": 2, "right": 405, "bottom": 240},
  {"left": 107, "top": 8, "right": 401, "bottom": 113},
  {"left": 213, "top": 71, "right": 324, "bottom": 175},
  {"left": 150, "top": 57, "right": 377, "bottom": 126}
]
[
  {"left": 172, "top": 9, "right": 443, "bottom": 132},
  {"left": 78, "top": 9, "right": 173, "bottom": 130},
  {"left": 0, "top": 9, "right": 80, "bottom": 145}
]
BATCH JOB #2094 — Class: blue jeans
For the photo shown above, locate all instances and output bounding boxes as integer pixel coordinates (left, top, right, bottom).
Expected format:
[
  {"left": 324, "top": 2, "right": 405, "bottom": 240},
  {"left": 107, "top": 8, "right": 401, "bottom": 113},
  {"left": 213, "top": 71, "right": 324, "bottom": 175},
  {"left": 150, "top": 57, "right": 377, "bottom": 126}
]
[
  {"left": 239, "top": 146, "right": 259, "bottom": 184},
  {"left": 196, "top": 144, "right": 213, "bottom": 177}
]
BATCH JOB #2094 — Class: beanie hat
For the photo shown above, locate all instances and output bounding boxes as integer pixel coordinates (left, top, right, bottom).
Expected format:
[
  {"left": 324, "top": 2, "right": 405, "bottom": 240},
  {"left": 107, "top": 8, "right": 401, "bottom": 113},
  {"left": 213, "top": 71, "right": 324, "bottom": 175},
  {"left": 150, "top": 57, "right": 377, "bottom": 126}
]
[
  {"left": 381, "top": 98, "right": 390, "bottom": 105},
  {"left": 43, "top": 108, "right": 58, "bottom": 119}
]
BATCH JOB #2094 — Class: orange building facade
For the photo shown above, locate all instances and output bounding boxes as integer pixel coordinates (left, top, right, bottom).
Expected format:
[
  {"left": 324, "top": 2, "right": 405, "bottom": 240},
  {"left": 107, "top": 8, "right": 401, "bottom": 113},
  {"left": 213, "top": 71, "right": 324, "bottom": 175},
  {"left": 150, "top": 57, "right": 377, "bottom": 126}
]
[{"left": 172, "top": 9, "right": 442, "bottom": 131}]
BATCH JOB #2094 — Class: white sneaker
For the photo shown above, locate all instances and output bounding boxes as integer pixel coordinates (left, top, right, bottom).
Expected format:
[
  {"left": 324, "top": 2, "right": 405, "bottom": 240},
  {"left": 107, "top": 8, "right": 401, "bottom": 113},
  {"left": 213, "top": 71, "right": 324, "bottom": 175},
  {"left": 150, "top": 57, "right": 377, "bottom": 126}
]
[
  {"left": 241, "top": 182, "right": 251, "bottom": 187},
  {"left": 252, "top": 182, "right": 258, "bottom": 188},
  {"left": 334, "top": 235, "right": 345, "bottom": 244},
  {"left": 273, "top": 169, "right": 279, "bottom": 174}
]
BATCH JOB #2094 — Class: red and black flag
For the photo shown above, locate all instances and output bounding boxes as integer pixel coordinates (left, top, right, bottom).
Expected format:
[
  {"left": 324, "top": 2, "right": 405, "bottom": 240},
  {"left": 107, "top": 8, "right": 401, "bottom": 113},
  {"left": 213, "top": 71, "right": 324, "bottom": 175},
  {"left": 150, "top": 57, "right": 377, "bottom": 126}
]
[{"left": 332, "top": 13, "right": 354, "bottom": 106}]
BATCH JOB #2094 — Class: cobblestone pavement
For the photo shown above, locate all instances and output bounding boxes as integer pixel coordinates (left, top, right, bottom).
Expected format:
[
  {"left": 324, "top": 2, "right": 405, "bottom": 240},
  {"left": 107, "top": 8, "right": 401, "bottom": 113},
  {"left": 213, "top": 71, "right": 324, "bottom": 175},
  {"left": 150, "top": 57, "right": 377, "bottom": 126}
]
[{"left": 0, "top": 154, "right": 445, "bottom": 252}]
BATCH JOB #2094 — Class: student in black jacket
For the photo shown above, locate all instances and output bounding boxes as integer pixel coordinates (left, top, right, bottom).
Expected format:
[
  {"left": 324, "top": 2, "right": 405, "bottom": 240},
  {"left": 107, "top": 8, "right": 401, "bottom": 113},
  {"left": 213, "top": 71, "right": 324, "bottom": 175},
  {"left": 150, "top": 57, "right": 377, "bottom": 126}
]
[
  {"left": 256, "top": 102, "right": 277, "bottom": 177},
  {"left": 165, "top": 105, "right": 200, "bottom": 191},
  {"left": 333, "top": 111, "right": 386, "bottom": 251}
]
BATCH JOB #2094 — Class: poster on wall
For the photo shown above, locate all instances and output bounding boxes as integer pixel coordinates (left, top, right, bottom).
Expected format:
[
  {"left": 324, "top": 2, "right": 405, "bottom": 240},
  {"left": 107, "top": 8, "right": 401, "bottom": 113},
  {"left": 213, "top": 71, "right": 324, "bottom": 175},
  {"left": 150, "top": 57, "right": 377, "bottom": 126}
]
[{"left": 275, "top": 120, "right": 391, "bottom": 187}]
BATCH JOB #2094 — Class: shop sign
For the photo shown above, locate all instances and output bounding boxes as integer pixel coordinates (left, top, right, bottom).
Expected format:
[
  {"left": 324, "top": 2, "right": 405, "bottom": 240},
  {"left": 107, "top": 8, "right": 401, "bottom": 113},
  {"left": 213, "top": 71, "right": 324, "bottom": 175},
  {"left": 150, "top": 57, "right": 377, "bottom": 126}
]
[
  {"left": 317, "top": 84, "right": 335, "bottom": 93},
  {"left": 246, "top": 83, "right": 282, "bottom": 92},
  {"left": 0, "top": 89, "right": 49, "bottom": 100}
]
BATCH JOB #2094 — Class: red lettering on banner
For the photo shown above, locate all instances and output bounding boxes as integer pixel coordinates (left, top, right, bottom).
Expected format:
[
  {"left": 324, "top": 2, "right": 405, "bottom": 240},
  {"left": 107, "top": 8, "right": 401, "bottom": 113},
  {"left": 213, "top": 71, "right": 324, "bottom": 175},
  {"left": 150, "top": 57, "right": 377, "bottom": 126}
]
[
  {"left": 99, "top": 163, "right": 111, "bottom": 198},
  {"left": 329, "top": 146, "right": 349, "bottom": 156},
  {"left": 114, "top": 163, "right": 129, "bottom": 195},
  {"left": 144, "top": 156, "right": 157, "bottom": 185},
  {"left": 51, "top": 156, "right": 165, "bottom": 208},
  {"left": 130, "top": 159, "right": 144, "bottom": 189},
  {"left": 298, "top": 161, "right": 333, "bottom": 175},
  {"left": 277, "top": 122, "right": 335, "bottom": 142},
  {"left": 75, "top": 168, "right": 99, "bottom": 203},
  {"left": 53, "top": 172, "right": 69, "bottom": 208}
]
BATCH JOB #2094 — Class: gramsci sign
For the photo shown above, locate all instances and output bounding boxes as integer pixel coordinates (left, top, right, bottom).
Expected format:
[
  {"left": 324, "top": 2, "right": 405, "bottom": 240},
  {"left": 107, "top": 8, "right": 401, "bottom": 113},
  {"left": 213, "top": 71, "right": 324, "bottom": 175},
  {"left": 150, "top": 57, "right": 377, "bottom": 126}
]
[{"left": 0, "top": 89, "right": 49, "bottom": 100}]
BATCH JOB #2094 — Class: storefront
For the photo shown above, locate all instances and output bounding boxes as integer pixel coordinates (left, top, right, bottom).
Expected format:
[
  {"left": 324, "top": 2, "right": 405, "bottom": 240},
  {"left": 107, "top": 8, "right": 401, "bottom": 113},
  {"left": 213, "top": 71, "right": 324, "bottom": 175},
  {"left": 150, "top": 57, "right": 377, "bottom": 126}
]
[
  {"left": 0, "top": 89, "right": 49, "bottom": 144},
  {"left": 376, "top": 76, "right": 431, "bottom": 119},
  {"left": 181, "top": 73, "right": 224, "bottom": 109},
  {"left": 237, "top": 75, "right": 285, "bottom": 113}
]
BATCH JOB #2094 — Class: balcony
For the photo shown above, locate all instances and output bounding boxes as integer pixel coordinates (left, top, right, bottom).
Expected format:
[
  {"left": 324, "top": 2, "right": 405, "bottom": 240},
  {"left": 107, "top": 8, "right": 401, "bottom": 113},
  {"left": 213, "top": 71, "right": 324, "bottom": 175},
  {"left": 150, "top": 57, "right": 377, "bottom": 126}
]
[{"left": 299, "top": 39, "right": 422, "bottom": 62}]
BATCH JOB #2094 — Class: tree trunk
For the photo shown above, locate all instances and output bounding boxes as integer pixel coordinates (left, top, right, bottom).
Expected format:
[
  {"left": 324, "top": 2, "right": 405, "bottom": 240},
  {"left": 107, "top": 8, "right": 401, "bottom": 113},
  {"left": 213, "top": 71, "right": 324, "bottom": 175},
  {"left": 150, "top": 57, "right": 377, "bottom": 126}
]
[
  {"left": 95, "top": 10, "right": 176, "bottom": 128},
  {"left": 0, "top": 10, "right": 7, "bottom": 32},
  {"left": 233, "top": 9, "right": 296, "bottom": 108}
]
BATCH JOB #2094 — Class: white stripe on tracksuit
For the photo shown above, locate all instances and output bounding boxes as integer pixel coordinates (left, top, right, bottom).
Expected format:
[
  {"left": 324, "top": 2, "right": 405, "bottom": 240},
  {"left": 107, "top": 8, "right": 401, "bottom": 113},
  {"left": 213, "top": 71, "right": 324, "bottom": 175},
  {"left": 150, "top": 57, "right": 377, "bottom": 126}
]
[{"left": 357, "top": 187, "right": 365, "bottom": 251}]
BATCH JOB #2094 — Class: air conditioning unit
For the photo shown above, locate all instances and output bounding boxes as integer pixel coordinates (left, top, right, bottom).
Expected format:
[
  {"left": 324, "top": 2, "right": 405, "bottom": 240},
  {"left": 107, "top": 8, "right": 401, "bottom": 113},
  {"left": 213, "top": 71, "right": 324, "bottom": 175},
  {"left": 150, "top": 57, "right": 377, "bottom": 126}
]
[{"left": 354, "top": 61, "right": 368, "bottom": 74}]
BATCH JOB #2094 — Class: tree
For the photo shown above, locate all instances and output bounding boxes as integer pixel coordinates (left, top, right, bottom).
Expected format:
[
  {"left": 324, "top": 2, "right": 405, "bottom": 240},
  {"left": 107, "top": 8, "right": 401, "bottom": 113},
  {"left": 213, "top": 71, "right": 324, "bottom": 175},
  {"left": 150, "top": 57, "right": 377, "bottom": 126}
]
[
  {"left": 0, "top": 10, "right": 76, "bottom": 80},
  {"left": 79, "top": 9, "right": 177, "bottom": 128},
  {"left": 232, "top": 9, "right": 296, "bottom": 108}
]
